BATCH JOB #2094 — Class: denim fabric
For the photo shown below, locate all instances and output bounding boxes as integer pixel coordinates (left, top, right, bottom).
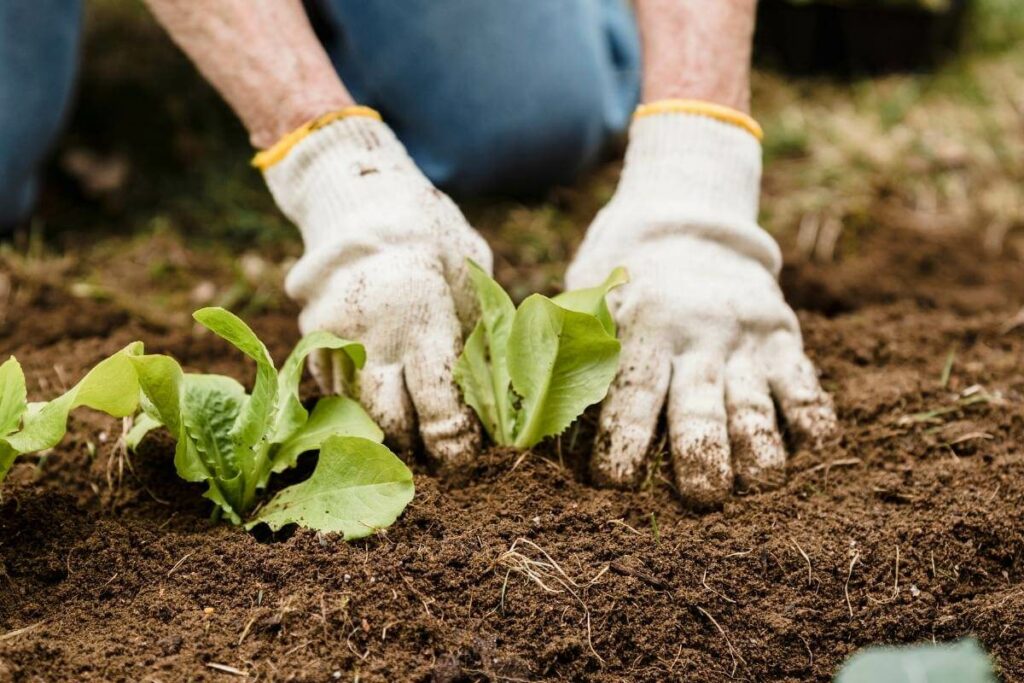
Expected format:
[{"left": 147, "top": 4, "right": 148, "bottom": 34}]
[
  {"left": 0, "top": 0, "right": 82, "bottom": 230},
  {"left": 312, "top": 0, "right": 640, "bottom": 195},
  {"left": 0, "top": 0, "right": 639, "bottom": 230}
]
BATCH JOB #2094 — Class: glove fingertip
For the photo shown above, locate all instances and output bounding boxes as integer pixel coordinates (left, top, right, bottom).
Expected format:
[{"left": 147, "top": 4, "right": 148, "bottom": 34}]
[
  {"left": 590, "top": 421, "right": 653, "bottom": 489},
  {"left": 424, "top": 411, "right": 482, "bottom": 486},
  {"left": 785, "top": 400, "right": 840, "bottom": 450},
  {"left": 670, "top": 417, "right": 733, "bottom": 511}
]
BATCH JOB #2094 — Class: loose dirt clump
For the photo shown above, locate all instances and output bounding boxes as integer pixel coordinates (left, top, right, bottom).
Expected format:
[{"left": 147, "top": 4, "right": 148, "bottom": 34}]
[{"left": 0, "top": 224, "right": 1022, "bottom": 681}]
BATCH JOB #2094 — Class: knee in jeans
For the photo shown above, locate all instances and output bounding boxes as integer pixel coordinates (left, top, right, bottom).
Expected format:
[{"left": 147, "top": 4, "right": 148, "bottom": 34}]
[
  {"left": 0, "top": 175, "right": 36, "bottom": 233},
  {"left": 433, "top": 91, "right": 610, "bottom": 197}
]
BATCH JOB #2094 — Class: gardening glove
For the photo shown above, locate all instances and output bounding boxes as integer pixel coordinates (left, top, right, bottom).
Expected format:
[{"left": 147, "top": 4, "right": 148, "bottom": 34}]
[
  {"left": 566, "top": 101, "right": 837, "bottom": 509},
  {"left": 257, "top": 108, "right": 491, "bottom": 466}
]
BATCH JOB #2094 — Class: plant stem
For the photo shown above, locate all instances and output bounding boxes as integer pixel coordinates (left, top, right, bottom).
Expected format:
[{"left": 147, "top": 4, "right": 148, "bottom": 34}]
[{"left": 492, "top": 368, "right": 510, "bottom": 445}]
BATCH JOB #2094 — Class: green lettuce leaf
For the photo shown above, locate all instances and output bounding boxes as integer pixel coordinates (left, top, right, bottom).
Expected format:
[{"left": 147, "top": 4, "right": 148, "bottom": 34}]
[
  {"left": 453, "top": 260, "right": 517, "bottom": 444},
  {"left": 129, "top": 354, "right": 183, "bottom": 434},
  {"left": 193, "top": 307, "right": 278, "bottom": 457},
  {"left": 0, "top": 444, "right": 15, "bottom": 485},
  {"left": 7, "top": 342, "right": 144, "bottom": 455},
  {"left": 0, "top": 357, "right": 27, "bottom": 437},
  {"left": 835, "top": 639, "right": 995, "bottom": 683},
  {"left": 0, "top": 357, "right": 28, "bottom": 480},
  {"left": 129, "top": 354, "right": 243, "bottom": 522},
  {"left": 250, "top": 436, "right": 414, "bottom": 539},
  {"left": 181, "top": 374, "right": 247, "bottom": 515},
  {"left": 454, "top": 323, "right": 501, "bottom": 441},
  {"left": 0, "top": 343, "right": 144, "bottom": 482},
  {"left": 128, "top": 309, "right": 404, "bottom": 532},
  {"left": 124, "top": 412, "right": 162, "bottom": 451},
  {"left": 508, "top": 296, "right": 621, "bottom": 448},
  {"left": 454, "top": 262, "right": 625, "bottom": 449},
  {"left": 272, "top": 330, "right": 366, "bottom": 444},
  {"left": 271, "top": 396, "right": 382, "bottom": 475},
  {"left": 552, "top": 266, "right": 628, "bottom": 336}
]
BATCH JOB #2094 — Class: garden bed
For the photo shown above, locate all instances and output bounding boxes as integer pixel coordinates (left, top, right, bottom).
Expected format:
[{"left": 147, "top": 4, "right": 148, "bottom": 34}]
[{"left": 0, "top": 223, "right": 1022, "bottom": 681}]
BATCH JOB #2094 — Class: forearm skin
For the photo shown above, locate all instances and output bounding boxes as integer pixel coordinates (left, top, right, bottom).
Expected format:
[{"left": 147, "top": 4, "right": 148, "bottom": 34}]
[
  {"left": 143, "top": 0, "right": 355, "bottom": 148},
  {"left": 634, "top": 0, "right": 757, "bottom": 113}
]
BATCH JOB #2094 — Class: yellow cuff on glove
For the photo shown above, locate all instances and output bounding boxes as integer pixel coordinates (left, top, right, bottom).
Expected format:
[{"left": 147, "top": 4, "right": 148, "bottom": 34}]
[
  {"left": 634, "top": 99, "right": 763, "bottom": 142},
  {"left": 251, "top": 106, "right": 382, "bottom": 170}
]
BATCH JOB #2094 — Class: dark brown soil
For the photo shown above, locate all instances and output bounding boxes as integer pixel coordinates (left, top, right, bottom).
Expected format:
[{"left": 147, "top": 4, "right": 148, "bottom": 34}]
[{"left": 0, "top": 224, "right": 1022, "bottom": 682}]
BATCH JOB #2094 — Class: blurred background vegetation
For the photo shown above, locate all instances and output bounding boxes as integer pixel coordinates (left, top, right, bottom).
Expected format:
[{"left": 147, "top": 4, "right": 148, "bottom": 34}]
[
  {"left": 782, "top": 0, "right": 953, "bottom": 8},
  {"left": 5, "top": 0, "right": 1023, "bottom": 326}
]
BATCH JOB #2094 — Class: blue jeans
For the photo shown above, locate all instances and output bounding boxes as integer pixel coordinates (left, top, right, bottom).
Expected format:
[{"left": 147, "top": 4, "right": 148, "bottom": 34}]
[
  {"left": 0, "top": 0, "right": 82, "bottom": 229},
  {"left": 0, "top": 0, "right": 639, "bottom": 230},
  {"left": 313, "top": 0, "right": 640, "bottom": 195}
]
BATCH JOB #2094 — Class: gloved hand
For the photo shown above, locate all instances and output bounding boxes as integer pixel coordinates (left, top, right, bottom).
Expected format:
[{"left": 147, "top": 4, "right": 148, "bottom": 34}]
[
  {"left": 566, "top": 103, "right": 837, "bottom": 509},
  {"left": 258, "top": 108, "right": 491, "bottom": 466}
]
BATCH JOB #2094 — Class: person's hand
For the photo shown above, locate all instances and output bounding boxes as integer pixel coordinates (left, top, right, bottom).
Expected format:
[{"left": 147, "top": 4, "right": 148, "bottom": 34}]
[
  {"left": 567, "top": 106, "right": 836, "bottom": 509},
  {"left": 259, "top": 109, "right": 491, "bottom": 466}
]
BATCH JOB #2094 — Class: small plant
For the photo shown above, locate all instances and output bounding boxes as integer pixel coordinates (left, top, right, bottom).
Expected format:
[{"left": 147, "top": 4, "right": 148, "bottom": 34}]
[
  {"left": 0, "top": 344, "right": 144, "bottom": 483},
  {"left": 836, "top": 639, "right": 995, "bottom": 683},
  {"left": 783, "top": 0, "right": 951, "bottom": 10},
  {"left": 0, "top": 308, "right": 414, "bottom": 539},
  {"left": 454, "top": 261, "right": 627, "bottom": 449},
  {"left": 127, "top": 307, "right": 414, "bottom": 537}
]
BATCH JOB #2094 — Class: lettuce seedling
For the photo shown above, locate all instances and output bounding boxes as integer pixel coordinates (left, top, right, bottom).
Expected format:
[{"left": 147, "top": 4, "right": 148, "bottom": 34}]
[
  {"left": 0, "top": 344, "right": 144, "bottom": 484},
  {"left": 454, "top": 262, "right": 627, "bottom": 448},
  {"left": 836, "top": 639, "right": 995, "bottom": 683},
  {"left": 128, "top": 307, "right": 414, "bottom": 537}
]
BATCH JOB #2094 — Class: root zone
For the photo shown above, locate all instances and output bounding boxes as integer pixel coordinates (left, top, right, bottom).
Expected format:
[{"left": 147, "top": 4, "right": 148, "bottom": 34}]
[
  {"left": 0, "top": 226, "right": 1022, "bottom": 680},
  {"left": 494, "top": 537, "right": 609, "bottom": 663}
]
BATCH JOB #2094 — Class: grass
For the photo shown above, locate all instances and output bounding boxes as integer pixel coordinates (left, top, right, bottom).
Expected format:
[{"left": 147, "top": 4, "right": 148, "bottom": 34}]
[
  {"left": 15, "top": 0, "right": 1024, "bottom": 312},
  {"left": 755, "top": 0, "right": 1024, "bottom": 263}
]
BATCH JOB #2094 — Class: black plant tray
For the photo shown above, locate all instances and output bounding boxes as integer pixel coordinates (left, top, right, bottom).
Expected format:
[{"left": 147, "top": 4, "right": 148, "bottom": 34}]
[{"left": 754, "top": 0, "right": 970, "bottom": 75}]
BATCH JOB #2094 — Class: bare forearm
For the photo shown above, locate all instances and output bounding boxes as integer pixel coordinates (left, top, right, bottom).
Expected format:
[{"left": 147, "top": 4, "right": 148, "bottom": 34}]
[
  {"left": 635, "top": 0, "right": 757, "bottom": 113},
  {"left": 144, "top": 0, "right": 355, "bottom": 148}
]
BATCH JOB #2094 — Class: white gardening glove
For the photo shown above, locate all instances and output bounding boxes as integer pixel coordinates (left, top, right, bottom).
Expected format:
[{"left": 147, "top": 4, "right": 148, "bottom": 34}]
[
  {"left": 258, "top": 109, "right": 492, "bottom": 466},
  {"left": 567, "top": 104, "right": 837, "bottom": 509}
]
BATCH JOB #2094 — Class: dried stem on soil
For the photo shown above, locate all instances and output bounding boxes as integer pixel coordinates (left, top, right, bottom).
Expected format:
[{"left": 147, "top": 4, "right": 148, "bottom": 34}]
[
  {"left": 1001, "top": 306, "right": 1024, "bottom": 333},
  {"left": 606, "top": 518, "right": 642, "bottom": 535},
  {"left": 845, "top": 552, "right": 861, "bottom": 618},
  {"left": 0, "top": 621, "right": 45, "bottom": 643},
  {"left": 701, "top": 568, "right": 736, "bottom": 604},
  {"left": 495, "top": 538, "right": 607, "bottom": 663},
  {"left": 790, "top": 538, "right": 814, "bottom": 586},
  {"left": 867, "top": 546, "right": 901, "bottom": 604},
  {"left": 693, "top": 605, "right": 745, "bottom": 677},
  {"left": 801, "top": 458, "right": 862, "bottom": 477},
  {"left": 237, "top": 614, "right": 258, "bottom": 646},
  {"left": 166, "top": 550, "right": 197, "bottom": 577},
  {"left": 206, "top": 662, "right": 247, "bottom": 677}
]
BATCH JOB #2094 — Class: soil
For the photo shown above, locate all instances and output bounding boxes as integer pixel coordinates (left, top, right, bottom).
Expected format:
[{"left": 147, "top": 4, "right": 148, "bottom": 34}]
[{"left": 0, "top": 223, "right": 1023, "bottom": 682}]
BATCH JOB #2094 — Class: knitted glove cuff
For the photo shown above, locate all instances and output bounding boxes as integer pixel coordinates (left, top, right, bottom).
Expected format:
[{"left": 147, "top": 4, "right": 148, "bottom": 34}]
[
  {"left": 262, "top": 114, "right": 430, "bottom": 252},
  {"left": 613, "top": 109, "right": 781, "bottom": 275}
]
